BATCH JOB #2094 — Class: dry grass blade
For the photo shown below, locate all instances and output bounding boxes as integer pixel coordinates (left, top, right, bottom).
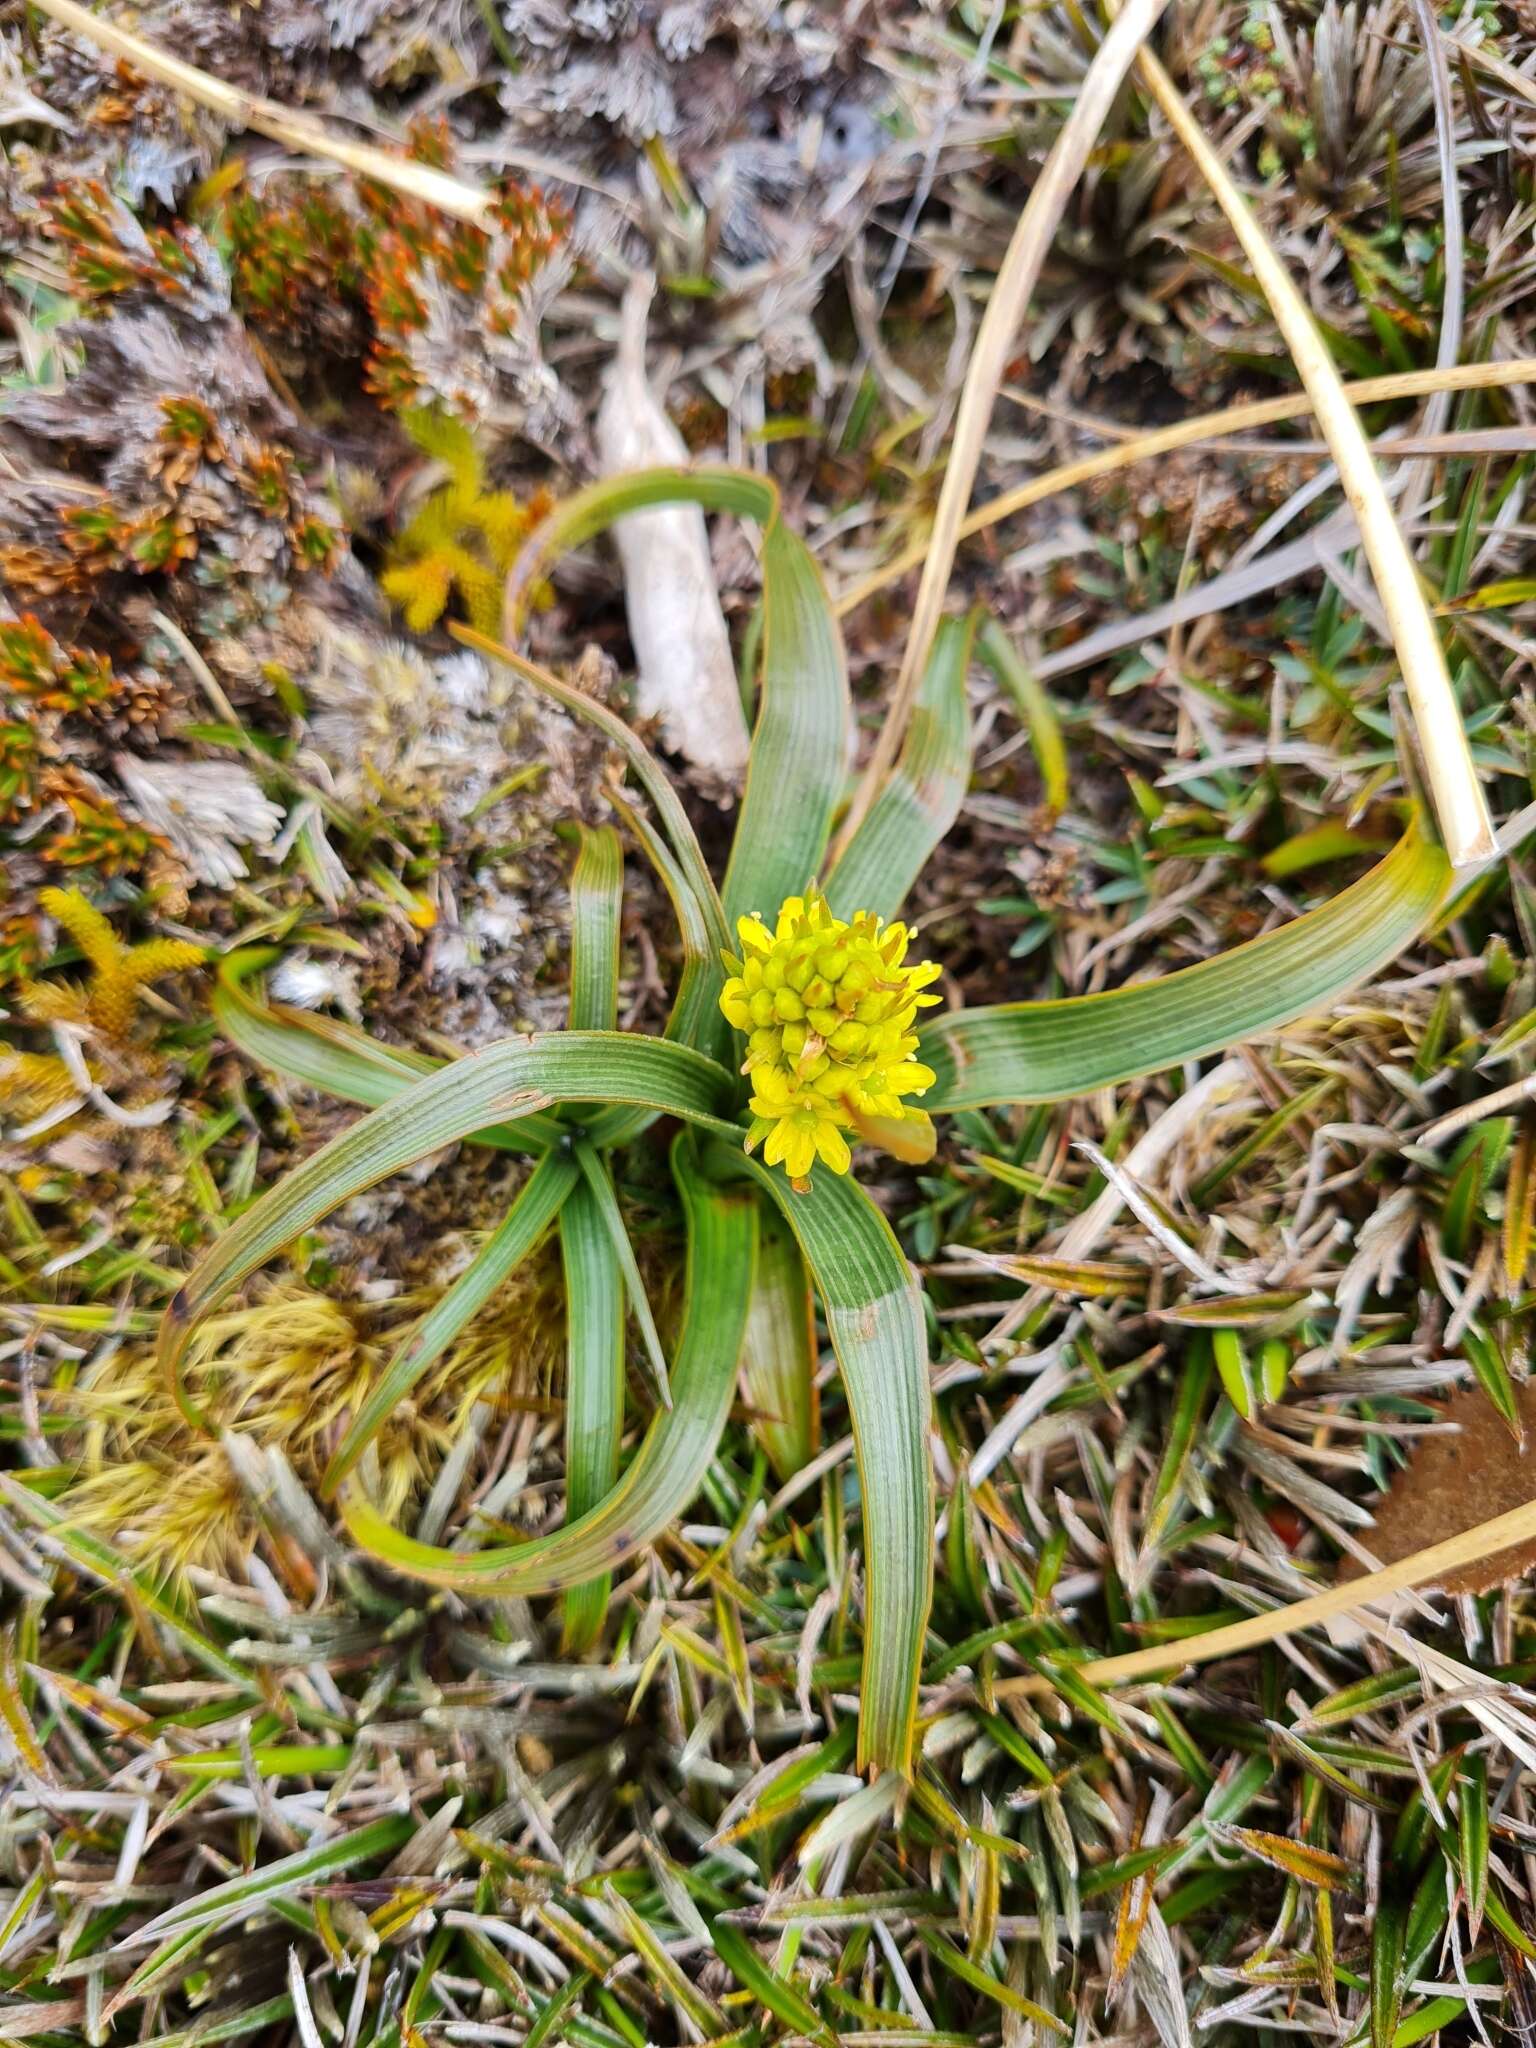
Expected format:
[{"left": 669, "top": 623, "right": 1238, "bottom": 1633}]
[
  {"left": 835, "top": 362, "right": 1536, "bottom": 615},
  {"left": 1447, "top": 31, "right": 1536, "bottom": 111},
  {"left": 1003, "top": 1495, "right": 1536, "bottom": 1690},
  {"left": 25, "top": 0, "right": 492, "bottom": 224},
  {"left": 834, "top": 0, "right": 1175, "bottom": 854},
  {"left": 1133, "top": 47, "right": 1495, "bottom": 868}
]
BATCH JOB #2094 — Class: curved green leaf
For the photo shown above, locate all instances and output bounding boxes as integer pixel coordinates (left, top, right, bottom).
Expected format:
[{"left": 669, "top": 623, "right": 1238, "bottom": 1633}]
[
  {"left": 510, "top": 463, "right": 781, "bottom": 554},
  {"left": 723, "top": 513, "right": 850, "bottom": 929},
  {"left": 826, "top": 613, "right": 976, "bottom": 922},
  {"left": 216, "top": 953, "right": 597, "bottom": 1153},
  {"left": 740, "top": 1204, "right": 818, "bottom": 1482},
  {"left": 575, "top": 1139, "right": 670, "bottom": 1407},
  {"left": 215, "top": 952, "right": 554, "bottom": 1149},
  {"left": 920, "top": 821, "right": 1450, "bottom": 1111},
  {"left": 710, "top": 1145, "right": 932, "bottom": 1776},
  {"left": 608, "top": 788, "right": 717, "bottom": 1053},
  {"left": 159, "top": 1032, "right": 741, "bottom": 1426},
  {"left": 560, "top": 821, "right": 665, "bottom": 1149},
  {"left": 342, "top": 1137, "right": 756, "bottom": 1594},
  {"left": 558, "top": 1171, "right": 626, "bottom": 1649},
  {"left": 567, "top": 824, "right": 624, "bottom": 1031},
  {"left": 320, "top": 1148, "right": 579, "bottom": 1498},
  {"left": 496, "top": 464, "right": 851, "bottom": 931},
  {"left": 123, "top": 1813, "right": 413, "bottom": 1950}
]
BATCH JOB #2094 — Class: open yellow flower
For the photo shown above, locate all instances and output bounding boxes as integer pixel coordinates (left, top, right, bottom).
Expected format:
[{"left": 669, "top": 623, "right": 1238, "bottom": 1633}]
[{"left": 719, "top": 889, "right": 940, "bottom": 1189}]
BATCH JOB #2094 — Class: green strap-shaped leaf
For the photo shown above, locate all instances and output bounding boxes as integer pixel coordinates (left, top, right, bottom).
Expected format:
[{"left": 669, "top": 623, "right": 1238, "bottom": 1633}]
[
  {"left": 567, "top": 824, "right": 623, "bottom": 1031},
  {"left": 159, "top": 1032, "right": 741, "bottom": 1425},
  {"left": 723, "top": 514, "right": 850, "bottom": 929},
  {"left": 707, "top": 1917, "right": 834, "bottom": 2047},
  {"left": 320, "top": 1148, "right": 579, "bottom": 1498},
  {"left": 710, "top": 1146, "right": 932, "bottom": 1776},
  {"left": 341, "top": 1137, "right": 755, "bottom": 1594},
  {"left": 575, "top": 1140, "right": 671, "bottom": 1407},
  {"left": 826, "top": 613, "right": 976, "bottom": 922},
  {"left": 487, "top": 463, "right": 851, "bottom": 933},
  {"left": 920, "top": 820, "right": 1450, "bottom": 1111},
  {"left": 740, "top": 1203, "right": 818, "bottom": 1482},
  {"left": 558, "top": 1172, "right": 627, "bottom": 1649},
  {"left": 561, "top": 823, "right": 638, "bottom": 1638},
  {"left": 215, "top": 952, "right": 561, "bottom": 1151},
  {"left": 561, "top": 821, "right": 671, "bottom": 1147},
  {"left": 216, "top": 953, "right": 640, "bottom": 1153}
]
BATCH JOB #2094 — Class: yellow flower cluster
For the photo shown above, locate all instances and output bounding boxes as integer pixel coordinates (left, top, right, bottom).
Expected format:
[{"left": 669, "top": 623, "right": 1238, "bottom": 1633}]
[{"left": 720, "top": 890, "right": 940, "bottom": 1187}]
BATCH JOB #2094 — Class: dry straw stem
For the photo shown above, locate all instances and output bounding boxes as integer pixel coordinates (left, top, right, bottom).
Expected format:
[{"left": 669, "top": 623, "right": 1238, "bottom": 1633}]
[
  {"left": 836, "top": 359, "right": 1536, "bottom": 617},
  {"left": 1132, "top": 47, "right": 1495, "bottom": 869},
  {"left": 25, "top": 0, "right": 494, "bottom": 225},
  {"left": 995, "top": 1494, "right": 1536, "bottom": 1694},
  {"left": 833, "top": 0, "right": 1176, "bottom": 857}
]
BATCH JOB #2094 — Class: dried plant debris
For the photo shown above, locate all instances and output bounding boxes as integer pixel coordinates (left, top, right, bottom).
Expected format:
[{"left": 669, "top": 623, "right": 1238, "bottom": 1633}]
[
  {"left": 6, "top": 0, "right": 1536, "bottom": 2041},
  {"left": 595, "top": 277, "right": 748, "bottom": 781},
  {"left": 1339, "top": 1383, "right": 1536, "bottom": 1600}
]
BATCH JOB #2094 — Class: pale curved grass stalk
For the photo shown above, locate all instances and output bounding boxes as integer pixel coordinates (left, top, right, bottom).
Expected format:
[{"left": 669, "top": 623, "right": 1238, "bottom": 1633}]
[
  {"left": 834, "top": 358, "right": 1536, "bottom": 618},
  {"left": 1059, "top": 1494, "right": 1536, "bottom": 1690},
  {"left": 1133, "top": 47, "right": 1496, "bottom": 869},
  {"left": 26, "top": 0, "right": 493, "bottom": 225},
  {"left": 832, "top": 0, "right": 1176, "bottom": 858}
]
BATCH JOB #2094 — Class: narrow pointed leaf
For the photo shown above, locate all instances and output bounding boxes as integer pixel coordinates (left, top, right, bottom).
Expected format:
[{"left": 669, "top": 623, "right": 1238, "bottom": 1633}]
[
  {"left": 321, "top": 1148, "right": 579, "bottom": 1497},
  {"left": 977, "top": 617, "right": 1068, "bottom": 811},
  {"left": 1459, "top": 1753, "right": 1489, "bottom": 1941},
  {"left": 1223, "top": 1828, "right": 1360, "bottom": 1891},
  {"left": 827, "top": 613, "right": 975, "bottom": 922},
  {"left": 341, "top": 1139, "right": 755, "bottom": 1592},
  {"left": 574, "top": 1140, "right": 671, "bottom": 1408},
  {"left": 920, "top": 822, "right": 1449, "bottom": 1110},
  {"left": 707, "top": 1918, "right": 834, "bottom": 2047},
  {"left": 1143, "top": 1340, "right": 1214, "bottom": 1553},
  {"left": 117, "top": 1814, "right": 413, "bottom": 1950},
  {"left": 1371, "top": 1897, "right": 1409, "bottom": 2048}
]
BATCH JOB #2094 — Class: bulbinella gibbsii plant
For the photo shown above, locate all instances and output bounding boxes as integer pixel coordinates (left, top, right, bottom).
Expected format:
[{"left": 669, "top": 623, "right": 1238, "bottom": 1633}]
[{"left": 162, "top": 465, "right": 1453, "bottom": 1775}]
